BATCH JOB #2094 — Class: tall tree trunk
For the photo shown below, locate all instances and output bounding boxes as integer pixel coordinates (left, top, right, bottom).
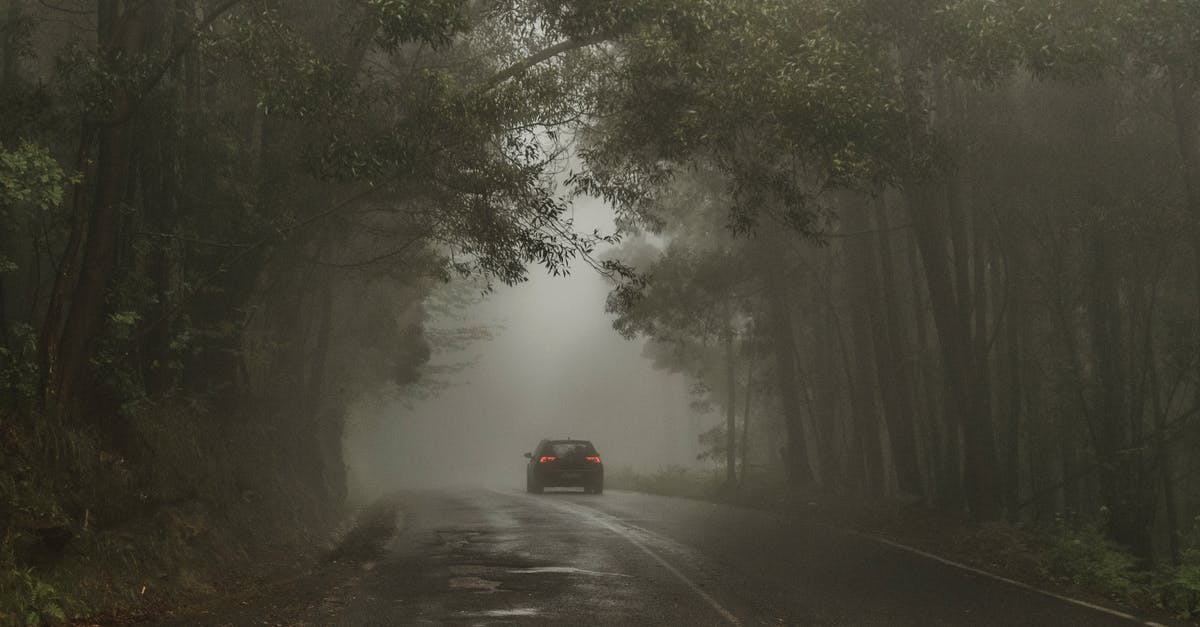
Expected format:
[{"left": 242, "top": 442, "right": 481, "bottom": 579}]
[
  {"left": 52, "top": 2, "right": 148, "bottom": 420},
  {"left": 1150, "top": 353, "right": 1180, "bottom": 564},
  {"left": 724, "top": 316, "right": 737, "bottom": 486},
  {"left": 904, "top": 182, "right": 1001, "bottom": 519},
  {"left": 1084, "top": 223, "right": 1148, "bottom": 557},
  {"left": 740, "top": 320, "right": 756, "bottom": 485},
  {"left": 1003, "top": 271, "right": 1023, "bottom": 520},
  {"left": 871, "top": 199, "right": 923, "bottom": 496},
  {"left": 1167, "top": 73, "right": 1200, "bottom": 553},
  {"left": 907, "top": 225, "right": 948, "bottom": 504},
  {"left": 1, "top": 0, "right": 20, "bottom": 93},
  {"left": 813, "top": 280, "right": 844, "bottom": 493},
  {"left": 844, "top": 201, "right": 886, "bottom": 497},
  {"left": 38, "top": 129, "right": 96, "bottom": 410},
  {"left": 0, "top": 0, "right": 21, "bottom": 348},
  {"left": 768, "top": 264, "right": 812, "bottom": 488},
  {"left": 1168, "top": 67, "right": 1200, "bottom": 350}
]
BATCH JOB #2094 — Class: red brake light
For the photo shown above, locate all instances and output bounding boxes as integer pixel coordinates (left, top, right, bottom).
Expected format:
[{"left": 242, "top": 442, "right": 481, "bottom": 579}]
[
  {"left": 586, "top": 456, "right": 601, "bottom": 463},
  {"left": 538, "top": 456, "right": 556, "bottom": 463}
]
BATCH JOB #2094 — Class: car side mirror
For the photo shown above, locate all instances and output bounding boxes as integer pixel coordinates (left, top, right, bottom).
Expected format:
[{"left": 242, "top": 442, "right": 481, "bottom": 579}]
[{"left": 523, "top": 452, "right": 532, "bottom": 459}]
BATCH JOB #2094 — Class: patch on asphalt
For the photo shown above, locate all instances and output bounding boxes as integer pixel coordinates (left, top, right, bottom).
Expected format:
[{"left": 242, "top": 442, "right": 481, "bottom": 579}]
[{"left": 448, "top": 576, "right": 502, "bottom": 592}]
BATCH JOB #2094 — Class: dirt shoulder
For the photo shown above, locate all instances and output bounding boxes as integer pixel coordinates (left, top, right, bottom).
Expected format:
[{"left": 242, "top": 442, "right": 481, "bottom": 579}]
[{"left": 130, "top": 498, "right": 402, "bottom": 626}]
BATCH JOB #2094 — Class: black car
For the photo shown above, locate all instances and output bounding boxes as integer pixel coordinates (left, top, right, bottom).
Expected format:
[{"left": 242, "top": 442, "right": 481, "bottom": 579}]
[{"left": 524, "top": 439, "right": 604, "bottom": 494}]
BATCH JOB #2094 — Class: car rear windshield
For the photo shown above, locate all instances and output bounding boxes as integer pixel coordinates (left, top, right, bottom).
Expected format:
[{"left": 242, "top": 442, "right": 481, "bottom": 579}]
[{"left": 546, "top": 441, "right": 596, "bottom": 458}]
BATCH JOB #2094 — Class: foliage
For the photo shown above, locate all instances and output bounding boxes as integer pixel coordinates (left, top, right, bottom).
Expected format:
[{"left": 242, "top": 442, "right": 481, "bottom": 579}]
[
  {"left": 0, "top": 324, "right": 39, "bottom": 403},
  {"left": 4, "top": 0, "right": 1200, "bottom": 621},
  {"left": 0, "top": 565, "right": 66, "bottom": 627},
  {"left": 0, "top": 140, "right": 66, "bottom": 213},
  {"left": 696, "top": 424, "right": 728, "bottom": 466},
  {"left": 1157, "top": 521, "right": 1200, "bottom": 616},
  {"left": 1037, "top": 519, "right": 1142, "bottom": 600}
]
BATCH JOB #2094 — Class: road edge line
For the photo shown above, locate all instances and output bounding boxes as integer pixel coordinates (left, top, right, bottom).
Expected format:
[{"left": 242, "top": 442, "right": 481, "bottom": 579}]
[
  {"left": 511, "top": 491, "right": 742, "bottom": 627},
  {"left": 835, "top": 526, "right": 1167, "bottom": 627},
  {"left": 592, "top": 514, "right": 743, "bottom": 627}
]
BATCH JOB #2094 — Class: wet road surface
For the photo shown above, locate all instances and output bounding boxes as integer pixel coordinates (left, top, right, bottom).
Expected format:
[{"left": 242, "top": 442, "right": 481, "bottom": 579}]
[{"left": 167, "top": 488, "right": 1183, "bottom": 626}]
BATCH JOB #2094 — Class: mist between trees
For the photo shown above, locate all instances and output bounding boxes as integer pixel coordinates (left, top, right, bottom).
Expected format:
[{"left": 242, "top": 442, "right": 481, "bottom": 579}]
[{"left": 2, "top": 0, "right": 1200, "bottom": 618}]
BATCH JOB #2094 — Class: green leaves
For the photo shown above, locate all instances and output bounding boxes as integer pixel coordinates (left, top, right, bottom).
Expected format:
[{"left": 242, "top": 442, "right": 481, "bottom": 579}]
[
  {"left": 0, "top": 140, "right": 68, "bottom": 213},
  {"left": 369, "top": 0, "right": 471, "bottom": 50}
]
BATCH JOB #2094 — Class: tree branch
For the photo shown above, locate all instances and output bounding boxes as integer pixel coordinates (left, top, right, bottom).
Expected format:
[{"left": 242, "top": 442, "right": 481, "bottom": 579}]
[{"left": 480, "top": 33, "right": 608, "bottom": 92}]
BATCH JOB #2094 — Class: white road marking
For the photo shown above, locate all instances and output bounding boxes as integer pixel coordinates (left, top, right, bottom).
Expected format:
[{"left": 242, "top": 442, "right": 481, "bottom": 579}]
[
  {"left": 457, "top": 608, "right": 540, "bottom": 617},
  {"left": 508, "top": 490, "right": 1172, "bottom": 627},
  {"left": 508, "top": 566, "right": 631, "bottom": 577},
  {"left": 574, "top": 508, "right": 743, "bottom": 626},
  {"left": 836, "top": 527, "right": 1168, "bottom": 627},
  {"left": 505, "top": 491, "right": 742, "bottom": 626}
]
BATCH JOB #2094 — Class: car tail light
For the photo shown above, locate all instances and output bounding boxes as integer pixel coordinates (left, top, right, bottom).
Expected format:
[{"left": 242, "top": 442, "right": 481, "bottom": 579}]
[
  {"left": 538, "top": 456, "right": 556, "bottom": 463},
  {"left": 586, "top": 456, "right": 601, "bottom": 463}
]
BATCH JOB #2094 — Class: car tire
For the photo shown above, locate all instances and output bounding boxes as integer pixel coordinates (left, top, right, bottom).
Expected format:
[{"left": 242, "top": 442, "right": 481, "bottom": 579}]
[
  {"left": 592, "top": 482, "right": 603, "bottom": 495},
  {"left": 527, "top": 476, "right": 542, "bottom": 494}
]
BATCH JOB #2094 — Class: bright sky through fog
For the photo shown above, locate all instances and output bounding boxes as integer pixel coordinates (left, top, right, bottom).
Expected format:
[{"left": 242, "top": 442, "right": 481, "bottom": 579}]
[{"left": 345, "top": 195, "right": 703, "bottom": 494}]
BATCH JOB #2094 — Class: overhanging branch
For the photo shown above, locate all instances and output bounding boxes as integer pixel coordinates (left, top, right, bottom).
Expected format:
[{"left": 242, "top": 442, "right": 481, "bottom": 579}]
[{"left": 481, "top": 33, "right": 608, "bottom": 92}]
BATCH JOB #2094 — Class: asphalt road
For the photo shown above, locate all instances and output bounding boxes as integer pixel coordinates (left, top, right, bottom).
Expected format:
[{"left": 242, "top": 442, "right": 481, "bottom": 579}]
[{"left": 165, "top": 488, "right": 1186, "bottom": 626}]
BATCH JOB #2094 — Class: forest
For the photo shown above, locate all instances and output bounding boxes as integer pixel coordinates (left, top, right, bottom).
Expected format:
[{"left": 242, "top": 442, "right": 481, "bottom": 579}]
[{"left": 2, "top": 0, "right": 1200, "bottom": 622}]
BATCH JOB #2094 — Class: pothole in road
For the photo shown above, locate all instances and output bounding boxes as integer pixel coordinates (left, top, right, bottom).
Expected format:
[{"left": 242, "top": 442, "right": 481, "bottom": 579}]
[{"left": 436, "top": 530, "right": 484, "bottom": 551}]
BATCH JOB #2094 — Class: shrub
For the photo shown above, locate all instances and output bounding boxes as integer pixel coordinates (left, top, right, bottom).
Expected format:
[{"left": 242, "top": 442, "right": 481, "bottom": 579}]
[
  {"left": 0, "top": 560, "right": 66, "bottom": 626},
  {"left": 1037, "top": 521, "right": 1141, "bottom": 601}
]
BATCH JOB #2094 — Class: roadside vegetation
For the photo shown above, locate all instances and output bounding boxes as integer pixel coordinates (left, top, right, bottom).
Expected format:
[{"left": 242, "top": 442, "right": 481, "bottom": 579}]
[
  {"left": 0, "top": 0, "right": 615, "bottom": 621},
  {"left": 4, "top": 0, "right": 1200, "bottom": 623}
]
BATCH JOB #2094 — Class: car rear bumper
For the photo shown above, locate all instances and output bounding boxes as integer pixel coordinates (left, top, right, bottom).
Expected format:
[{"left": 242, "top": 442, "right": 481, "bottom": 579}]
[{"left": 534, "top": 468, "right": 603, "bottom": 487}]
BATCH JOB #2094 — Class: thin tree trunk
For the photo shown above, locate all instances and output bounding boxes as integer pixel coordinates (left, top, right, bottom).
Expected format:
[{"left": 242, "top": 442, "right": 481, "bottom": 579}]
[
  {"left": 1085, "top": 223, "right": 1148, "bottom": 557},
  {"left": 1150, "top": 352, "right": 1180, "bottom": 564},
  {"left": 843, "top": 203, "right": 886, "bottom": 497},
  {"left": 724, "top": 317, "right": 737, "bottom": 486},
  {"left": 768, "top": 264, "right": 812, "bottom": 488},
  {"left": 904, "top": 181, "right": 1001, "bottom": 518},
  {"left": 1, "top": 0, "right": 20, "bottom": 93},
  {"left": 872, "top": 199, "right": 922, "bottom": 496},
  {"left": 740, "top": 320, "right": 756, "bottom": 485},
  {"left": 907, "top": 223, "right": 947, "bottom": 504},
  {"left": 38, "top": 128, "right": 96, "bottom": 410}
]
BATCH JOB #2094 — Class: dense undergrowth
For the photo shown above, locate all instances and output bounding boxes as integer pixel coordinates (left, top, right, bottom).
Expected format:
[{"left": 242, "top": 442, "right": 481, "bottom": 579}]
[
  {"left": 608, "top": 466, "right": 1200, "bottom": 620},
  {"left": 0, "top": 401, "right": 341, "bottom": 625}
]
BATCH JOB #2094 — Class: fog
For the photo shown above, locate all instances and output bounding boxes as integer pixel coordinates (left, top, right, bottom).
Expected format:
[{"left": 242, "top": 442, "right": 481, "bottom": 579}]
[
  {"left": 11, "top": 2, "right": 1200, "bottom": 622},
  {"left": 344, "top": 195, "right": 700, "bottom": 497}
]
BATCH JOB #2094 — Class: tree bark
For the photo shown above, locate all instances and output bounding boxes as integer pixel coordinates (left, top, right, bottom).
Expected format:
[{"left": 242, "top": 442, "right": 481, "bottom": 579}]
[
  {"left": 843, "top": 201, "right": 886, "bottom": 497},
  {"left": 52, "top": 2, "right": 148, "bottom": 420},
  {"left": 1085, "top": 223, "right": 1149, "bottom": 558},
  {"left": 724, "top": 317, "right": 737, "bottom": 486},
  {"left": 903, "top": 182, "right": 1001, "bottom": 519},
  {"left": 871, "top": 199, "right": 923, "bottom": 496},
  {"left": 767, "top": 264, "right": 812, "bottom": 488},
  {"left": 740, "top": 320, "right": 756, "bottom": 485}
]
